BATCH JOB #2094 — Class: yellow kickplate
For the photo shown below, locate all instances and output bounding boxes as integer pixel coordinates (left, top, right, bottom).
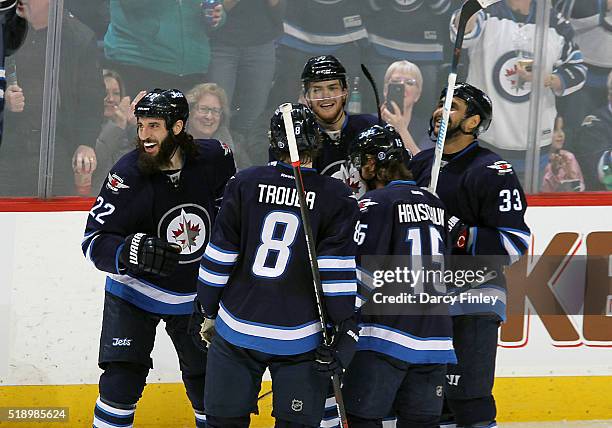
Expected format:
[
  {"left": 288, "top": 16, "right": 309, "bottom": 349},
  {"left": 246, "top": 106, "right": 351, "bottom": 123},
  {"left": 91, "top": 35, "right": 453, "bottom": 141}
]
[{"left": 0, "top": 377, "right": 610, "bottom": 426}]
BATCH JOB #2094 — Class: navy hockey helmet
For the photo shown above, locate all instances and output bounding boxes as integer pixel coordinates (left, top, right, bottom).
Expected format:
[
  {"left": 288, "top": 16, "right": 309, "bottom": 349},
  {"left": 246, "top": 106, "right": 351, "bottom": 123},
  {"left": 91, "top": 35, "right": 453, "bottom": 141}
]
[
  {"left": 438, "top": 82, "right": 493, "bottom": 136},
  {"left": 134, "top": 88, "right": 189, "bottom": 131},
  {"left": 350, "top": 124, "right": 410, "bottom": 170},
  {"left": 270, "top": 103, "right": 320, "bottom": 157},
  {"left": 0, "top": 0, "right": 17, "bottom": 13},
  {"left": 301, "top": 55, "right": 347, "bottom": 90}
]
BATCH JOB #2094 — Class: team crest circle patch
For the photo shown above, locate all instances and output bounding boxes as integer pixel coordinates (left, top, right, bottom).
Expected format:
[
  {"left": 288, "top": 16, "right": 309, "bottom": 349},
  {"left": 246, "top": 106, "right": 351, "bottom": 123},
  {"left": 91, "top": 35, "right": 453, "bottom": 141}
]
[
  {"left": 493, "top": 51, "right": 531, "bottom": 104},
  {"left": 158, "top": 203, "right": 211, "bottom": 264}
]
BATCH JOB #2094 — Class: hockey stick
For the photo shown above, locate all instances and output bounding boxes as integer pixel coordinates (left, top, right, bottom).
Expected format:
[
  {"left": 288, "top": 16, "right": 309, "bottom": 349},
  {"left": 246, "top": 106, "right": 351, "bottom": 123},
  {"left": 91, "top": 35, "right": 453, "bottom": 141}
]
[
  {"left": 280, "top": 103, "right": 350, "bottom": 428},
  {"left": 428, "top": 0, "right": 501, "bottom": 193},
  {"left": 360, "top": 63, "right": 382, "bottom": 125}
]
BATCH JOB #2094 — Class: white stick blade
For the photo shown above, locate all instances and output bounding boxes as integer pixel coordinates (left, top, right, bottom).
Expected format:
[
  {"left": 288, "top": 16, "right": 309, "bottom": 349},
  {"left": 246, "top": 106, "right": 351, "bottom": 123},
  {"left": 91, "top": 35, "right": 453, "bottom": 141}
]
[{"left": 279, "top": 103, "right": 300, "bottom": 163}]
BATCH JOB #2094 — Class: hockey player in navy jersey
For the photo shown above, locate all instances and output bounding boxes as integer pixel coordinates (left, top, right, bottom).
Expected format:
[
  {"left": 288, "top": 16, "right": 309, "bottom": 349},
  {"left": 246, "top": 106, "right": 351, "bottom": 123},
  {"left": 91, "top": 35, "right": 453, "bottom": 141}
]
[
  {"left": 341, "top": 124, "right": 456, "bottom": 428},
  {"left": 82, "top": 88, "right": 235, "bottom": 428},
  {"left": 197, "top": 104, "right": 360, "bottom": 428},
  {"left": 298, "top": 55, "right": 378, "bottom": 195},
  {"left": 409, "top": 83, "right": 531, "bottom": 428}
]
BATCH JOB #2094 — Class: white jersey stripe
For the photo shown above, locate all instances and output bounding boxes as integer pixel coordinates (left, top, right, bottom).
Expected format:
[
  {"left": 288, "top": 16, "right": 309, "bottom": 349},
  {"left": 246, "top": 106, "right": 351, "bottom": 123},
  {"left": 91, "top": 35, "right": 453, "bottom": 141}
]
[
  {"left": 218, "top": 305, "right": 322, "bottom": 341},
  {"left": 359, "top": 325, "right": 453, "bottom": 352},
  {"left": 205, "top": 244, "right": 238, "bottom": 264}
]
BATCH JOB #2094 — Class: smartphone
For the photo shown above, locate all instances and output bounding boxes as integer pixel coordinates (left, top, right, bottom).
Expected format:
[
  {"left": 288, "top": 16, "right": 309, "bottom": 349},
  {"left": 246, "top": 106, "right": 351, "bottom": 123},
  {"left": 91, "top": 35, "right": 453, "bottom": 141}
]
[
  {"left": 5, "top": 56, "right": 17, "bottom": 86},
  {"left": 386, "top": 83, "right": 404, "bottom": 114}
]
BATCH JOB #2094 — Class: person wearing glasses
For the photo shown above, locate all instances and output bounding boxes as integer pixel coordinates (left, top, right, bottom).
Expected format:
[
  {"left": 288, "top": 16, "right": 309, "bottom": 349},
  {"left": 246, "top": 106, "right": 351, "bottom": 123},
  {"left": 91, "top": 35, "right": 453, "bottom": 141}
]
[
  {"left": 380, "top": 60, "right": 431, "bottom": 155},
  {"left": 186, "top": 83, "right": 238, "bottom": 166}
]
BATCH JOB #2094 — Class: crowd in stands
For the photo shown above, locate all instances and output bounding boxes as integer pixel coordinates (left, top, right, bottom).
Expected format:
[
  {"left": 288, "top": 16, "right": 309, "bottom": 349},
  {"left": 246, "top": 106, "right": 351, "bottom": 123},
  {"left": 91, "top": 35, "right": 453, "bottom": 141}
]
[{"left": 1, "top": 0, "right": 610, "bottom": 197}]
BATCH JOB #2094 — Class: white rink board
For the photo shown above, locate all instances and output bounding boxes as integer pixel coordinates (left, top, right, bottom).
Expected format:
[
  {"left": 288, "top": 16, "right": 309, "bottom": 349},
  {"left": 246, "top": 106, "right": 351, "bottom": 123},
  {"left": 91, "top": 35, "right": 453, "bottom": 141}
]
[
  {"left": 0, "top": 211, "right": 182, "bottom": 386},
  {"left": 0, "top": 205, "right": 611, "bottom": 386},
  {"left": 497, "top": 206, "right": 612, "bottom": 377}
]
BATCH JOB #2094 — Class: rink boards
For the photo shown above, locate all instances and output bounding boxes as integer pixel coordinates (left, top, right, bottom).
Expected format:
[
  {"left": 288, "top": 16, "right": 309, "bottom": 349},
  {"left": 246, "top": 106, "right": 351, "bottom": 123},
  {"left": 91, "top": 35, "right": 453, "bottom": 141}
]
[{"left": 0, "top": 195, "right": 611, "bottom": 426}]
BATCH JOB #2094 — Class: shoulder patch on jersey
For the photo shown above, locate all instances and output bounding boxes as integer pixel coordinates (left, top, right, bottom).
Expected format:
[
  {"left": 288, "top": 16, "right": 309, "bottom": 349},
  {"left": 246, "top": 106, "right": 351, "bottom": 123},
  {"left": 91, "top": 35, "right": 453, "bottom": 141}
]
[
  {"left": 358, "top": 198, "right": 378, "bottom": 212},
  {"left": 106, "top": 172, "right": 130, "bottom": 193},
  {"left": 486, "top": 160, "right": 514, "bottom": 175},
  {"left": 219, "top": 140, "right": 232, "bottom": 156},
  {"left": 580, "top": 114, "right": 600, "bottom": 127}
]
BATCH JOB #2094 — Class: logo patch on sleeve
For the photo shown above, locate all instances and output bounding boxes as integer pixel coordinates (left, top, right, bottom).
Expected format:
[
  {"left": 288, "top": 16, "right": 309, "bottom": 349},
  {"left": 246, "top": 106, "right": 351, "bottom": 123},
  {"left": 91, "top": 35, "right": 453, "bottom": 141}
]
[
  {"left": 219, "top": 141, "right": 232, "bottom": 156},
  {"left": 486, "top": 160, "right": 514, "bottom": 175},
  {"left": 358, "top": 198, "right": 379, "bottom": 212},
  {"left": 106, "top": 173, "right": 130, "bottom": 193}
]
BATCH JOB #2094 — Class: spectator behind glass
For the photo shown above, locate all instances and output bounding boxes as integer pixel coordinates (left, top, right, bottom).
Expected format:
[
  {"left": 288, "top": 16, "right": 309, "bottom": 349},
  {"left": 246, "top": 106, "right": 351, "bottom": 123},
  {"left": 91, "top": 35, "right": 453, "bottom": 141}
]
[
  {"left": 267, "top": 0, "right": 368, "bottom": 112},
  {"left": 554, "top": 0, "right": 612, "bottom": 130},
  {"left": 87, "top": 69, "right": 138, "bottom": 195},
  {"left": 64, "top": 0, "right": 109, "bottom": 41},
  {"left": 207, "top": 0, "right": 284, "bottom": 168},
  {"left": 0, "top": 1, "right": 28, "bottom": 146},
  {"left": 103, "top": 0, "right": 223, "bottom": 97},
  {"left": 362, "top": 0, "right": 453, "bottom": 118},
  {"left": 1, "top": 0, "right": 105, "bottom": 196},
  {"left": 186, "top": 82, "right": 235, "bottom": 154},
  {"left": 573, "top": 70, "right": 612, "bottom": 191},
  {"left": 380, "top": 60, "right": 432, "bottom": 155},
  {"left": 451, "top": 0, "right": 587, "bottom": 183},
  {"left": 541, "top": 115, "right": 585, "bottom": 192}
]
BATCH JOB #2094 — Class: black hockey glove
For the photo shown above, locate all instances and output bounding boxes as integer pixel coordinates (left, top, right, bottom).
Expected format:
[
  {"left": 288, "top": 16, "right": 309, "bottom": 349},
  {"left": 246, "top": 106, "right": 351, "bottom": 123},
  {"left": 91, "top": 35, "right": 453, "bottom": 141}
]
[
  {"left": 188, "top": 300, "right": 216, "bottom": 352},
  {"left": 314, "top": 317, "right": 360, "bottom": 376},
  {"left": 119, "top": 233, "right": 181, "bottom": 277},
  {"left": 447, "top": 216, "right": 471, "bottom": 252}
]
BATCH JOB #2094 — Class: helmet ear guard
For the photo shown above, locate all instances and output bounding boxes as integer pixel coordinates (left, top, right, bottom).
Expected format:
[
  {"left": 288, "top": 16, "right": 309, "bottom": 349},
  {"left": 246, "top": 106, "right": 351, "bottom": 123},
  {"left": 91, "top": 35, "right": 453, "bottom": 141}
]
[{"left": 134, "top": 88, "right": 190, "bottom": 132}]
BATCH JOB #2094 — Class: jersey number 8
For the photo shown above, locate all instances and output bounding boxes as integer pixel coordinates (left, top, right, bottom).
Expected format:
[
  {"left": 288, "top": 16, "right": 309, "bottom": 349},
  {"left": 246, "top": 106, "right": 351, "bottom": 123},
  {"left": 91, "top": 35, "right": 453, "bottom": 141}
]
[{"left": 252, "top": 211, "right": 300, "bottom": 278}]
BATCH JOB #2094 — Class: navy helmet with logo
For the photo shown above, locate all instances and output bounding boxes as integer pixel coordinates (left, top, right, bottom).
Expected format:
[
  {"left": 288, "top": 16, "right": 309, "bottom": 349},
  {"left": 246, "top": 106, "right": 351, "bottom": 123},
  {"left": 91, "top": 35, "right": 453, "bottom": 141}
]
[
  {"left": 269, "top": 103, "right": 320, "bottom": 158},
  {"left": 301, "top": 55, "right": 347, "bottom": 91},
  {"left": 350, "top": 124, "right": 410, "bottom": 170},
  {"left": 134, "top": 88, "right": 189, "bottom": 131},
  {"left": 436, "top": 82, "right": 493, "bottom": 137}
]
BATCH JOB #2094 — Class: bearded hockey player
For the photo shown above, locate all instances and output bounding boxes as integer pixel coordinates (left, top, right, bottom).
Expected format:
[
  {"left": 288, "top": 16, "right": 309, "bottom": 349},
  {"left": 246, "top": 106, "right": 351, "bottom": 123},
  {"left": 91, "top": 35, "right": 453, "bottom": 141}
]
[
  {"left": 82, "top": 88, "right": 235, "bottom": 428},
  {"left": 409, "top": 83, "right": 531, "bottom": 428}
]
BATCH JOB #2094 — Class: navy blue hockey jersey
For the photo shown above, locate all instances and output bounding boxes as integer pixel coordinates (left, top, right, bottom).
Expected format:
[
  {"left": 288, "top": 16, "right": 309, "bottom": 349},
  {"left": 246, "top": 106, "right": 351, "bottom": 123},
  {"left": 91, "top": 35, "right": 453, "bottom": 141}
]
[
  {"left": 82, "top": 139, "right": 236, "bottom": 315},
  {"left": 269, "top": 112, "right": 378, "bottom": 196},
  {"left": 315, "top": 113, "right": 378, "bottom": 197},
  {"left": 198, "top": 162, "right": 359, "bottom": 355},
  {"left": 280, "top": 0, "right": 367, "bottom": 53},
  {"left": 409, "top": 142, "right": 531, "bottom": 319},
  {"left": 355, "top": 180, "right": 456, "bottom": 364},
  {"left": 364, "top": 0, "right": 452, "bottom": 62}
]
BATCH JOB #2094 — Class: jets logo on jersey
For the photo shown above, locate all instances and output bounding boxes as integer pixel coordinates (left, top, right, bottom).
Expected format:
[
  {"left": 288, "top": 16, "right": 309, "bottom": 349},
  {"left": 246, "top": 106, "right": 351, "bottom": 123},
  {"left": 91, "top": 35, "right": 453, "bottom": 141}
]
[
  {"left": 159, "top": 204, "right": 211, "bottom": 264},
  {"left": 219, "top": 141, "right": 232, "bottom": 156},
  {"left": 106, "top": 173, "right": 130, "bottom": 193},
  {"left": 358, "top": 198, "right": 379, "bottom": 212},
  {"left": 487, "top": 160, "right": 514, "bottom": 175},
  {"left": 330, "top": 162, "right": 366, "bottom": 198},
  {"left": 493, "top": 52, "right": 531, "bottom": 103}
]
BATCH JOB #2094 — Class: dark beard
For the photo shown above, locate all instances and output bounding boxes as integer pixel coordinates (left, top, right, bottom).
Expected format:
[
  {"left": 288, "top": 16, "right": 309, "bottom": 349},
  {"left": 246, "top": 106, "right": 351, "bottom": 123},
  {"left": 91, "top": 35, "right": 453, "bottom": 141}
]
[
  {"left": 428, "top": 116, "right": 466, "bottom": 141},
  {"left": 136, "top": 133, "right": 178, "bottom": 175}
]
